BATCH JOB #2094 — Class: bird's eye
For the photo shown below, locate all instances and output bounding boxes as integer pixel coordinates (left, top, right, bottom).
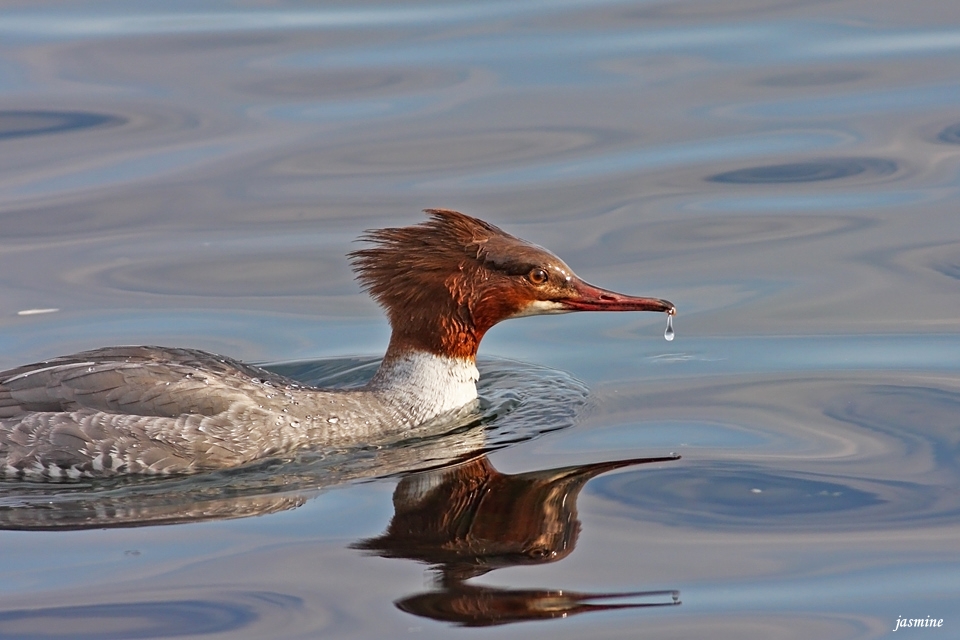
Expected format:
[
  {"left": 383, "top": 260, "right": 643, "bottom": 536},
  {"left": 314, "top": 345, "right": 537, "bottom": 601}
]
[
  {"left": 527, "top": 546, "right": 553, "bottom": 559},
  {"left": 527, "top": 268, "right": 549, "bottom": 285}
]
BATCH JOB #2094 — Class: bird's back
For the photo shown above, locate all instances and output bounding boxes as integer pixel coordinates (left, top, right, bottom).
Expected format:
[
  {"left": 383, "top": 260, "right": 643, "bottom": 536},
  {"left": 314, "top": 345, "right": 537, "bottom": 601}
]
[{"left": 0, "top": 346, "right": 328, "bottom": 479}]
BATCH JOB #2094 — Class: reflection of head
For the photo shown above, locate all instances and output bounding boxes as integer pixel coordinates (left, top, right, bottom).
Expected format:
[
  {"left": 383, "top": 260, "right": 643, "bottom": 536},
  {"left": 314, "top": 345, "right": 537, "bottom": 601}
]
[
  {"left": 353, "top": 456, "right": 679, "bottom": 626},
  {"left": 355, "top": 455, "right": 644, "bottom": 570},
  {"left": 355, "top": 453, "right": 681, "bottom": 626}
]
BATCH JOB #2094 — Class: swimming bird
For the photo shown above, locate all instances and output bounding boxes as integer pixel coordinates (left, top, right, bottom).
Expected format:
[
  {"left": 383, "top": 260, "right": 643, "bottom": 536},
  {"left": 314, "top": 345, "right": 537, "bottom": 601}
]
[{"left": 0, "top": 210, "right": 674, "bottom": 480}]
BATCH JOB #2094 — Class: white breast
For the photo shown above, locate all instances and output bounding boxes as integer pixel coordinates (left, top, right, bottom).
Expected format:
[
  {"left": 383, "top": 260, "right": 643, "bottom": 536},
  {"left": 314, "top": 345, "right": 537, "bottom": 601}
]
[{"left": 366, "top": 350, "right": 479, "bottom": 424}]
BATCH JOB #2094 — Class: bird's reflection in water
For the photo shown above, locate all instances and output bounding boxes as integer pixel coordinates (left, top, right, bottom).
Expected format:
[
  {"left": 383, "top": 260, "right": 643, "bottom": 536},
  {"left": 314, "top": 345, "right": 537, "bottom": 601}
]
[
  {"left": 0, "top": 439, "right": 680, "bottom": 626},
  {"left": 354, "top": 454, "right": 682, "bottom": 626}
]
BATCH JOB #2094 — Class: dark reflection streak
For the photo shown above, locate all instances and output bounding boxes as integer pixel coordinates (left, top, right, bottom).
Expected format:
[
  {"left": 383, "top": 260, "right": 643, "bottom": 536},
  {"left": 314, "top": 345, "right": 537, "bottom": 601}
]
[
  {"left": 937, "top": 123, "right": 960, "bottom": 144},
  {"left": 355, "top": 454, "right": 681, "bottom": 626},
  {"left": 757, "top": 69, "right": 868, "bottom": 87},
  {"left": 0, "top": 111, "right": 125, "bottom": 140},
  {"left": 932, "top": 261, "right": 960, "bottom": 281},
  {"left": 624, "top": 0, "right": 836, "bottom": 20},
  {"left": 709, "top": 157, "right": 898, "bottom": 184}
]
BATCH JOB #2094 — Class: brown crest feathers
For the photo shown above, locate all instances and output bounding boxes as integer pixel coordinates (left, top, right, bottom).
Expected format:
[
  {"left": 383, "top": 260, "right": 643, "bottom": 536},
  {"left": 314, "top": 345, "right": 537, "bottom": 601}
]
[
  {"left": 348, "top": 210, "right": 506, "bottom": 308},
  {"left": 347, "top": 210, "right": 525, "bottom": 359}
]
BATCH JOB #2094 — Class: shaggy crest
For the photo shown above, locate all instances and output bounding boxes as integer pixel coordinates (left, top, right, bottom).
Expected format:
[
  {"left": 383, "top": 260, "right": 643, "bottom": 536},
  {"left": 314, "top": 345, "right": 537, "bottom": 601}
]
[
  {"left": 349, "top": 209, "right": 505, "bottom": 301},
  {"left": 348, "top": 209, "right": 542, "bottom": 359}
]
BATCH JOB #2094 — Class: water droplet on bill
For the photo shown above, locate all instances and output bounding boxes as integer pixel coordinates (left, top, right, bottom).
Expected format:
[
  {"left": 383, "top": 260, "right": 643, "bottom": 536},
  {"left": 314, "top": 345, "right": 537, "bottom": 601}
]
[{"left": 664, "top": 314, "right": 675, "bottom": 341}]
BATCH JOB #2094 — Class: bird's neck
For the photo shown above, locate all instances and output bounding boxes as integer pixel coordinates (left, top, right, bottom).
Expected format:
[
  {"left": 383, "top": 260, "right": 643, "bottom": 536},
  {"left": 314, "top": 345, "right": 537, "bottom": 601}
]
[{"left": 366, "top": 348, "right": 480, "bottom": 424}]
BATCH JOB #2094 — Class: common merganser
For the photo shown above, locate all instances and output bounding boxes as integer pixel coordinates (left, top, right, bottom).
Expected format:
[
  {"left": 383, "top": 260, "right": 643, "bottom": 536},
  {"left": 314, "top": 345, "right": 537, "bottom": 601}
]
[{"left": 0, "top": 210, "right": 674, "bottom": 480}]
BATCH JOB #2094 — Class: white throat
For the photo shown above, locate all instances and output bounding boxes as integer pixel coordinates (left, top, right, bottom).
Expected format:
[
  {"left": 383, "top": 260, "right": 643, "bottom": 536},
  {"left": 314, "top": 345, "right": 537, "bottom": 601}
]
[{"left": 366, "top": 350, "right": 480, "bottom": 424}]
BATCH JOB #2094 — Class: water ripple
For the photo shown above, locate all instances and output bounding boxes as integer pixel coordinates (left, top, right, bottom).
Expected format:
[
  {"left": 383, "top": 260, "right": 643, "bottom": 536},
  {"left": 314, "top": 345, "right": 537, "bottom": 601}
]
[
  {"left": 421, "top": 132, "right": 844, "bottom": 188},
  {"left": 0, "top": 2, "right": 656, "bottom": 39},
  {"left": 867, "top": 238, "right": 960, "bottom": 287},
  {"left": 578, "top": 372, "right": 960, "bottom": 532},
  {"left": 708, "top": 157, "right": 898, "bottom": 184},
  {"left": 937, "top": 122, "right": 960, "bottom": 144},
  {"left": 593, "top": 463, "right": 884, "bottom": 524},
  {"left": 0, "top": 110, "right": 124, "bottom": 140},
  {"left": 603, "top": 215, "right": 867, "bottom": 255},
  {"left": 0, "top": 592, "right": 300, "bottom": 640},
  {"left": 756, "top": 69, "right": 868, "bottom": 87},
  {"left": 273, "top": 128, "right": 612, "bottom": 177}
]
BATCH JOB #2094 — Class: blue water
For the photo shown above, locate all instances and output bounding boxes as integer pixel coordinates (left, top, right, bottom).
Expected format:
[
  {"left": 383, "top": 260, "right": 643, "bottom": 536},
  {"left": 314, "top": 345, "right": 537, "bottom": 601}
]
[{"left": 1, "top": 1, "right": 960, "bottom": 638}]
